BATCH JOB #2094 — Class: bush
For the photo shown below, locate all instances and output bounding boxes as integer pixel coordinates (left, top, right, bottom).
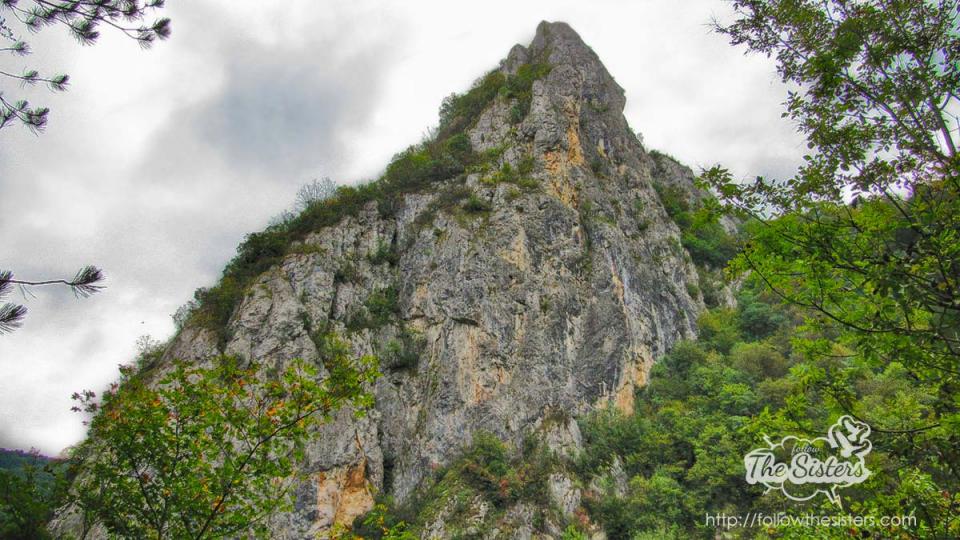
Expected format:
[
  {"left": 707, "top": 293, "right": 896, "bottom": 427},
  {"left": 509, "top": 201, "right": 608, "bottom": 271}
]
[
  {"left": 736, "top": 284, "right": 787, "bottom": 341},
  {"left": 456, "top": 432, "right": 555, "bottom": 510},
  {"left": 334, "top": 261, "right": 361, "bottom": 284},
  {"left": 367, "top": 286, "right": 400, "bottom": 323},
  {"left": 508, "top": 104, "right": 525, "bottom": 124},
  {"left": 485, "top": 162, "right": 516, "bottom": 184},
  {"left": 680, "top": 215, "right": 736, "bottom": 268},
  {"left": 463, "top": 194, "right": 492, "bottom": 213},
  {"left": 0, "top": 462, "right": 66, "bottom": 540},
  {"left": 561, "top": 526, "right": 588, "bottom": 540},
  {"left": 590, "top": 157, "right": 606, "bottom": 176},
  {"left": 439, "top": 62, "right": 551, "bottom": 134},
  {"left": 696, "top": 267, "right": 724, "bottom": 308},
  {"left": 653, "top": 182, "right": 690, "bottom": 224},
  {"left": 729, "top": 342, "right": 788, "bottom": 381},
  {"left": 347, "top": 286, "right": 400, "bottom": 331},
  {"left": 191, "top": 276, "right": 243, "bottom": 345},
  {"left": 369, "top": 240, "right": 400, "bottom": 266},
  {"left": 382, "top": 329, "right": 423, "bottom": 371},
  {"left": 438, "top": 70, "right": 507, "bottom": 139},
  {"left": 483, "top": 158, "right": 539, "bottom": 190},
  {"left": 460, "top": 432, "right": 512, "bottom": 504},
  {"left": 576, "top": 408, "right": 645, "bottom": 478},
  {"left": 696, "top": 309, "right": 740, "bottom": 355},
  {"left": 502, "top": 63, "right": 551, "bottom": 124},
  {"left": 134, "top": 335, "right": 165, "bottom": 371}
]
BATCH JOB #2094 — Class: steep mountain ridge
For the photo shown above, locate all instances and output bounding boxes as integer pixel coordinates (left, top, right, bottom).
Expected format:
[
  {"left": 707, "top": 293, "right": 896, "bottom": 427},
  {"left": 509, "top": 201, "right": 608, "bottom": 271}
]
[
  {"left": 61, "top": 21, "right": 719, "bottom": 537},
  {"left": 183, "top": 21, "right": 708, "bottom": 536}
]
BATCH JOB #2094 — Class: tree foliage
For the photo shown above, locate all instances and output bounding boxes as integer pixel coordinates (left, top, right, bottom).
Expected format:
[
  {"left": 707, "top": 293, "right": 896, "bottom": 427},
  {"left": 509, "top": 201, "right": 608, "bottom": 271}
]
[
  {"left": 703, "top": 0, "right": 959, "bottom": 435},
  {"left": 65, "top": 333, "right": 379, "bottom": 539},
  {"left": 706, "top": 0, "right": 960, "bottom": 376},
  {"left": 704, "top": 0, "right": 960, "bottom": 362},
  {"left": 675, "top": 0, "right": 960, "bottom": 537},
  {"left": 0, "top": 0, "right": 170, "bottom": 132},
  {"left": 0, "top": 455, "right": 68, "bottom": 539}
]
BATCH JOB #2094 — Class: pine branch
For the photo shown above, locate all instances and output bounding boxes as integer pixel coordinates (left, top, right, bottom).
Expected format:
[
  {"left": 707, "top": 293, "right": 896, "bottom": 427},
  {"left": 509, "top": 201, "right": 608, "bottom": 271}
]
[
  {"left": 0, "top": 91, "right": 49, "bottom": 132},
  {"left": 0, "top": 302, "right": 27, "bottom": 333},
  {"left": 0, "top": 69, "right": 69, "bottom": 90},
  {"left": 0, "top": 0, "right": 169, "bottom": 132},
  {"left": 5, "top": 265, "right": 105, "bottom": 297},
  {"left": 0, "top": 266, "right": 105, "bottom": 334}
]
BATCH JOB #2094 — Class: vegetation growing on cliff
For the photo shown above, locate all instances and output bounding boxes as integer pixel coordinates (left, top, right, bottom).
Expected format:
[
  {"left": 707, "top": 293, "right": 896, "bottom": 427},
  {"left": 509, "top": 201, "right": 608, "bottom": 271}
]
[
  {"left": 341, "top": 432, "right": 564, "bottom": 539},
  {"left": 652, "top": 181, "right": 736, "bottom": 269},
  {"left": 572, "top": 269, "right": 958, "bottom": 539},
  {"left": 189, "top": 61, "right": 552, "bottom": 345}
]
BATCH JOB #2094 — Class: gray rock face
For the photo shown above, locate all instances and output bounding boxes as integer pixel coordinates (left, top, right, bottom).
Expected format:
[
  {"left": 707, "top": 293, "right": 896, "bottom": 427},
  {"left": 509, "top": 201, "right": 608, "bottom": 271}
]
[{"left": 62, "top": 21, "right": 713, "bottom": 537}]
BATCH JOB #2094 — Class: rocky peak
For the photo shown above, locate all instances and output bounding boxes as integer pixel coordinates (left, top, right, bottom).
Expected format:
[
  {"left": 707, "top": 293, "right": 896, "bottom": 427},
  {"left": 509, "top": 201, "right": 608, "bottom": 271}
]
[
  {"left": 55, "top": 21, "right": 720, "bottom": 539},
  {"left": 472, "top": 21, "right": 642, "bottom": 205},
  {"left": 507, "top": 21, "right": 626, "bottom": 113}
]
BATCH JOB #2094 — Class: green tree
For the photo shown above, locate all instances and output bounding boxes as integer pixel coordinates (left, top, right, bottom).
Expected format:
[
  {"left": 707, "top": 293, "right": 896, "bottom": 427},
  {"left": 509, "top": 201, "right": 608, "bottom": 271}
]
[
  {"left": 705, "top": 0, "right": 959, "bottom": 382},
  {"left": 0, "top": 0, "right": 170, "bottom": 132},
  {"left": 706, "top": 0, "right": 960, "bottom": 435},
  {"left": 0, "top": 459, "right": 68, "bottom": 539},
  {"left": 66, "top": 333, "right": 379, "bottom": 539},
  {"left": 699, "top": 0, "right": 960, "bottom": 536}
]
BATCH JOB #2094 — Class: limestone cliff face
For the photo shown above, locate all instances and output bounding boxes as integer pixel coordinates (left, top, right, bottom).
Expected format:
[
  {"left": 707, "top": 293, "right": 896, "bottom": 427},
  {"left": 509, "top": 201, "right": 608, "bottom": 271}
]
[{"left": 98, "top": 21, "right": 712, "bottom": 537}]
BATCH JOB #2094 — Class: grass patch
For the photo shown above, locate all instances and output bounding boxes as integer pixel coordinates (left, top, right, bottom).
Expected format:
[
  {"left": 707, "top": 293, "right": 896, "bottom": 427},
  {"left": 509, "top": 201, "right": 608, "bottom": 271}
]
[
  {"left": 462, "top": 194, "right": 492, "bottom": 214},
  {"left": 481, "top": 156, "right": 539, "bottom": 190}
]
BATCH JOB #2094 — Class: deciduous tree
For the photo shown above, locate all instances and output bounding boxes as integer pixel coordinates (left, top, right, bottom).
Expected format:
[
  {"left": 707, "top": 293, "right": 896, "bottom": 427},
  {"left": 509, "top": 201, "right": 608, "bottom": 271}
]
[
  {"left": 705, "top": 0, "right": 959, "bottom": 431},
  {"left": 64, "top": 333, "right": 379, "bottom": 539}
]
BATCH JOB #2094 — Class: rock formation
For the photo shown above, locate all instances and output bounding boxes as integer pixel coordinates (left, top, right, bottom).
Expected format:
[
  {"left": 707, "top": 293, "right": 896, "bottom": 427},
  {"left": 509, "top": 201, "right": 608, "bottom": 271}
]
[{"left": 59, "top": 20, "right": 718, "bottom": 538}]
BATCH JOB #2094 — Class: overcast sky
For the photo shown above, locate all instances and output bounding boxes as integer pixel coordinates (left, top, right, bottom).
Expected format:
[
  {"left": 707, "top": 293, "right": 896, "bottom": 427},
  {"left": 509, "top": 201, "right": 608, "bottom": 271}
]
[{"left": 0, "top": 0, "right": 804, "bottom": 455}]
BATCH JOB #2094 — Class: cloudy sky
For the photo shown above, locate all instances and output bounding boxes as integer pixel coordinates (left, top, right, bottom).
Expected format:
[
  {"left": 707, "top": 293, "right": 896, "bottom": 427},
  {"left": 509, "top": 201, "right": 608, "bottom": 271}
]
[{"left": 0, "top": 0, "right": 804, "bottom": 455}]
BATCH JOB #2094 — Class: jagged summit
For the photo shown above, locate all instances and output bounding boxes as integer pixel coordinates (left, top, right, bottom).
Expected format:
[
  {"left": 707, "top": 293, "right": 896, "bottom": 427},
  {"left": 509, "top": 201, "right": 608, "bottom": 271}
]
[
  {"left": 54, "top": 22, "right": 719, "bottom": 538},
  {"left": 507, "top": 21, "right": 601, "bottom": 69},
  {"left": 506, "top": 21, "right": 626, "bottom": 113}
]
